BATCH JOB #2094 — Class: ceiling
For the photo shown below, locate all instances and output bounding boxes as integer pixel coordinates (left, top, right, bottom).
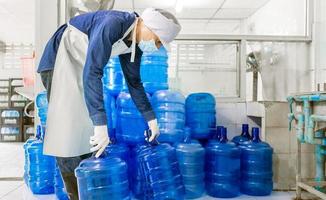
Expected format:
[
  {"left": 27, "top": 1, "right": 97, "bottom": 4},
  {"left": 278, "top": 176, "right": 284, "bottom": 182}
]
[
  {"left": 113, "top": 0, "right": 271, "bottom": 20},
  {"left": 113, "top": 0, "right": 271, "bottom": 35},
  {"left": 0, "top": 0, "right": 35, "bottom": 43},
  {"left": 0, "top": 0, "right": 271, "bottom": 43}
]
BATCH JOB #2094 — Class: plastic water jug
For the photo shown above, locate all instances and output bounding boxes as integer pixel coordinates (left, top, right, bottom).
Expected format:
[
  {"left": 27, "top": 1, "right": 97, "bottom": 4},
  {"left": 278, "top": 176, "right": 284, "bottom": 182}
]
[
  {"left": 129, "top": 145, "right": 149, "bottom": 199},
  {"left": 240, "top": 127, "right": 273, "bottom": 196},
  {"left": 232, "top": 124, "right": 251, "bottom": 145},
  {"left": 105, "top": 143, "right": 132, "bottom": 188},
  {"left": 151, "top": 90, "right": 185, "bottom": 144},
  {"left": 186, "top": 93, "right": 216, "bottom": 139},
  {"left": 137, "top": 133, "right": 184, "bottom": 199},
  {"left": 36, "top": 91, "right": 48, "bottom": 125},
  {"left": 176, "top": 128, "right": 205, "bottom": 199},
  {"left": 23, "top": 125, "right": 43, "bottom": 185},
  {"left": 116, "top": 92, "right": 149, "bottom": 145},
  {"left": 205, "top": 127, "right": 240, "bottom": 198},
  {"left": 140, "top": 47, "right": 168, "bottom": 94},
  {"left": 75, "top": 154, "right": 130, "bottom": 200},
  {"left": 28, "top": 140, "right": 55, "bottom": 194},
  {"left": 102, "top": 57, "right": 127, "bottom": 97}
]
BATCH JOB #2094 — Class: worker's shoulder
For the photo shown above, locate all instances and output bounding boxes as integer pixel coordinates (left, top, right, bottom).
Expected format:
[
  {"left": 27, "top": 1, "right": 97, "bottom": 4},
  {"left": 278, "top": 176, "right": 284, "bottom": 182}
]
[{"left": 101, "top": 10, "right": 136, "bottom": 24}]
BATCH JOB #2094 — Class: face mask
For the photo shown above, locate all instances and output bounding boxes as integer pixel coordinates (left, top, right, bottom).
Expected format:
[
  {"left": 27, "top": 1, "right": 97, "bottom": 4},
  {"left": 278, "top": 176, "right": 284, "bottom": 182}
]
[{"left": 138, "top": 39, "right": 158, "bottom": 53}]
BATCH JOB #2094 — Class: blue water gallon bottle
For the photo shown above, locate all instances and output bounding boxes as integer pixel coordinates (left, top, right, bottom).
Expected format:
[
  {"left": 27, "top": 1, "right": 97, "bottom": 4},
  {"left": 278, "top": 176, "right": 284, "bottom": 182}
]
[
  {"left": 103, "top": 57, "right": 127, "bottom": 97},
  {"left": 240, "top": 127, "right": 273, "bottom": 196},
  {"left": 176, "top": 128, "right": 205, "bottom": 199},
  {"left": 140, "top": 47, "right": 168, "bottom": 94},
  {"left": 27, "top": 140, "right": 55, "bottom": 194},
  {"left": 54, "top": 165, "right": 69, "bottom": 200},
  {"left": 75, "top": 154, "right": 130, "bottom": 200},
  {"left": 151, "top": 90, "right": 185, "bottom": 144},
  {"left": 35, "top": 91, "right": 48, "bottom": 126},
  {"left": 129, "top": 145, "right": 149, "bottom": 199},
  {"left": 116, "top": 92, "right": 149, "bottom": 145},
  {"left": 205, "top": 127, "right": 240, "bottom": 198},
  {"left": 137, "top": 140, "right": 184, "bottom": 200},
  {"left": 232, "top": 124, "right": 251, "bottom": 145},
  {"left": 105, "top": 143, "right": 132, "bottom": 189},
  {"left": 23, "top": 125, "right": 43, "bottom": 186},
  {"left": 186, "top": 93, "right": 216, "bottom": 139}
]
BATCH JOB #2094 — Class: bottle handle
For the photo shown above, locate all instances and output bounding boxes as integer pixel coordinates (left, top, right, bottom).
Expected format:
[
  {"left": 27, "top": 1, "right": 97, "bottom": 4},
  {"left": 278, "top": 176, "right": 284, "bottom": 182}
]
[{"left": 145, "top": 129, "right": 159, "bottom": 145}]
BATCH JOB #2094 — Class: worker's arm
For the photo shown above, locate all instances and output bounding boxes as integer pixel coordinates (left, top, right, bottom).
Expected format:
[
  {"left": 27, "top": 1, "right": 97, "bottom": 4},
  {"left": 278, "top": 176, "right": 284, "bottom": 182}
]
[
  {"left": 119, "top": 48, "right": 156, "bottom": 122},
  {"left": 83, "top": 19, "right": 122, "bottom": 126}
]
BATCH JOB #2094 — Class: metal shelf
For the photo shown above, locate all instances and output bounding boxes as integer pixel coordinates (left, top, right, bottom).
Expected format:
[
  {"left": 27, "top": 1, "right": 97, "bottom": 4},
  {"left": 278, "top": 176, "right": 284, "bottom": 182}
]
[{"left": 0, "top": 124, "right": 20, "bottom": 128}]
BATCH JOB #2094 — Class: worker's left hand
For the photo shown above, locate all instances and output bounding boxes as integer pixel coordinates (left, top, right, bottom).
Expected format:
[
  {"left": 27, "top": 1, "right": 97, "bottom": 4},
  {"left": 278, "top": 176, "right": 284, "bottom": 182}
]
[
  {"left": 90, "top": 125, "right": 110, "bottom": 158},
  {"left": 146, "top": 119, "right": 160, "bottom": 142}
]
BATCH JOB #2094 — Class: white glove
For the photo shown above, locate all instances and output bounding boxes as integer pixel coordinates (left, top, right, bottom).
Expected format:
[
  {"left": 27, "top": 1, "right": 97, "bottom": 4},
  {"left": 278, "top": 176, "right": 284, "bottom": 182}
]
[
  {"left": 146, "top": 119, "right": 160, "bottom": 142},
  {"left": 90, "top": 125, "right": 110, "bottom": 158}
]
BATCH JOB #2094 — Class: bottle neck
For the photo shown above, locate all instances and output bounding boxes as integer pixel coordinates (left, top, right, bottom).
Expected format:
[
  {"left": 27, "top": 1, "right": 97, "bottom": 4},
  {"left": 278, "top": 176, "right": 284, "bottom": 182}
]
[
  {"left": 36, "top": 125, "right": 41, "bottom": 139},
  {"left": 184, "top": 127, "right": 191, "bottom": 143},
  {"left": 241, "top": 124, "right": 250, "bottom": 138},
  {"left": 219, "top": 127, "right": 228, "bottom": 143},
  {"left": 215, "top": 126, "right": 223, "bottom": 140},
  {"left": 251, "top": 127, "right": 261, "bottom": 143}
]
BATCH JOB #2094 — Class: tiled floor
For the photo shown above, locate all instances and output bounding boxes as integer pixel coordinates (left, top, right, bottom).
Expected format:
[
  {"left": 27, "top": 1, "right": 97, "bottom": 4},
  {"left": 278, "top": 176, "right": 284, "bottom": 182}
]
[
  {"left": 0, "top": 143, "right": 305, "bottom": 200},
  {"left": 0, "top": 183, "right": 296, "bottom": 200}
]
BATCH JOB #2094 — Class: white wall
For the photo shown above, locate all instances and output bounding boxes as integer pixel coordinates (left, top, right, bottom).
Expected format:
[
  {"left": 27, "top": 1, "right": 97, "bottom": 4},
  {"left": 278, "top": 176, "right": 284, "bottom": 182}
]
[
  {"left": 217, "top": 102, "right": 261, "bottom": 139},
  {"left": 313, "top": 0, "right": 326, "bottom": 88},
  {"left": 0, "top": 0, "right": 35, "bottom": 44},
  {"left": 0, "top": 0, "right": 35, "bottom": 79},
  {"left": 244, "top": 0, "right": 306, "bottom": 36},
  {"left": 34, "top": 0, "right": 59, "bottom": 93},
  {"left": 246, "top": 42, "right": 312, "bottom": 101}
]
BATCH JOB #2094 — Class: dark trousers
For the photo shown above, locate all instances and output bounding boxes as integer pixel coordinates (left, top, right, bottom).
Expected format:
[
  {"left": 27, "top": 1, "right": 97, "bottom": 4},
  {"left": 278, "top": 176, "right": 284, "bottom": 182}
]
[{"left": 40, "top": 70, "right": 92, "bottom": 200}]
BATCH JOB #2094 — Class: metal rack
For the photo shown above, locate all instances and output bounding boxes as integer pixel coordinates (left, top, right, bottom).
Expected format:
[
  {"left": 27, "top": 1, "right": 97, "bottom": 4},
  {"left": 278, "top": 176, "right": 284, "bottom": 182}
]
[
  {"left": 288, "top": 92, "right": 326, "bottom": 200},
  {"left": 0, "top": 78, "right": 34, "bottom": 142}
]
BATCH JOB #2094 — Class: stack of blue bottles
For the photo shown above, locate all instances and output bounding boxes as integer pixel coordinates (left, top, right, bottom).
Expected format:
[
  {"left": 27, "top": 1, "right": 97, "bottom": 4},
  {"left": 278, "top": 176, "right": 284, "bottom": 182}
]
[
  {"left": 102, "top": 57, "right": 127, "bottom": 97},
  {"left": 176, "top": 128, "right": 205, "bottom": 199},
  {"left": 151, "top": 90, "right": 186, "bottom": 144},
  {"left": 23, "top": 125, "right": 43, "bottom": 185},
  {"left": 232, "top": 124, "right": 251, "bottom": 145},
  {"left": 205, "top": 127, "right": 241, "bottom": 198},
  {"left": 54, "top": 165, "right": 69, "bottom": 200},
  {"left": 140, "top": 47, "right": 168, "bottom": 94},
  {"left": 35, "top": 91, "right": 48, "bottom": 126},
  {"left": 75, "top": 153, "right": 130, "bottom": 200},
  {"left": 27, "top": 139, "right": 55, "bottom": 194},
  {"left": 239, "top": 127, "right": 273, "bottom": 196},
  {"left": 116, "top": 92, "right": 149, "bottom": 145},
  {"left": 137, "top": 136, "right": 184, "bottom": 200},
  {"left": 185, "top": 93, "right": 216, "bottom": 139}
]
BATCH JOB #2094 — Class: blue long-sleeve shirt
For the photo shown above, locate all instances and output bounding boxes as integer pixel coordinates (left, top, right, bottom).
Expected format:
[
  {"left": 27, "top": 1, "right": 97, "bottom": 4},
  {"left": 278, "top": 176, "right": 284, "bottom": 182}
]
[{"left": 37, "top": 10, "right": 156, "bottom": 125}]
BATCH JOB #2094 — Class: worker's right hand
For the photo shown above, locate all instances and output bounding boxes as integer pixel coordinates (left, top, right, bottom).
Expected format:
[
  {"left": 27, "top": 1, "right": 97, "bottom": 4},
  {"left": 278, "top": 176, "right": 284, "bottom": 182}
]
[
  {"left": 89, "top": 125, "right": 110, "bottom": 158},
  {"left": 146, "top": 119, "right": 160, "bottom": 142}
]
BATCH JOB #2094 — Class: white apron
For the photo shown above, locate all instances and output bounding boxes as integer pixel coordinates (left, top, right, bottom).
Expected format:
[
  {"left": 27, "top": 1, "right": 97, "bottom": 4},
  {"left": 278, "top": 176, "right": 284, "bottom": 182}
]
[{"left": 44, "top": 19, "right": 138, "bottom": 157}]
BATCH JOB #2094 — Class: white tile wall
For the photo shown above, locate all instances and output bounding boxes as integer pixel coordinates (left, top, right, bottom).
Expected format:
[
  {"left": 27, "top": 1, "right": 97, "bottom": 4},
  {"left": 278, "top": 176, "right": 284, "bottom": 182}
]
[
  {"left": 313, "top": 0, "right": 326, "bottom": 88},
  {"left": 216, "top": 101, "right": 316, "bottom": 190}
]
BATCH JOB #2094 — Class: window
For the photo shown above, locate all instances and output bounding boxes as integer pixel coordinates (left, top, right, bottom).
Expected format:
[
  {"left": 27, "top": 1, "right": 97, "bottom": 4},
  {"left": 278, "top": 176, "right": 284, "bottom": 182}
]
[
  {"left": 168, "top": 41, "right": 240, "bottom": 98},
  {"left": 0, "top": 44, "right": 34, "bottom": 70}
]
